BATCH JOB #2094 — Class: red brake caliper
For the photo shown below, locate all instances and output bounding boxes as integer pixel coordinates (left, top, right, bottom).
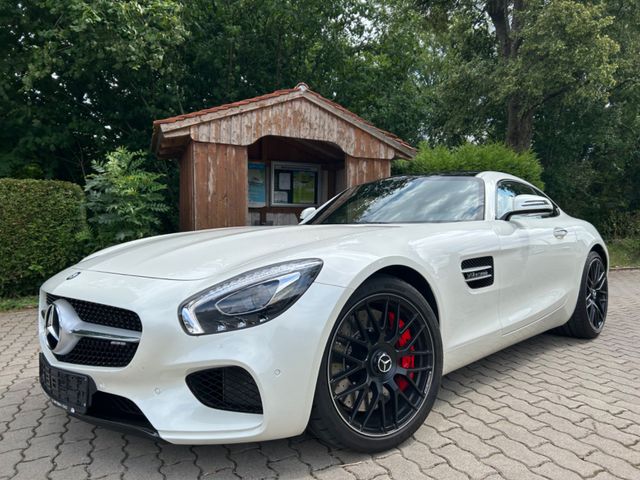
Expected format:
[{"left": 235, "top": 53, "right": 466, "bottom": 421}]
[{"left": 388, "top": 312, "right": 415, "bottom": 391}]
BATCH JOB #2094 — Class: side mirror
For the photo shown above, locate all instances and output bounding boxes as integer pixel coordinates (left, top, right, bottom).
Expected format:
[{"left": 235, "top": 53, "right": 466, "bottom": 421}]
[
  {"left": 502, "top": 194, "right": 554, "bottom": 221},
  {"left": 299, "top": 207, "right": 317, "bottom": 222}
]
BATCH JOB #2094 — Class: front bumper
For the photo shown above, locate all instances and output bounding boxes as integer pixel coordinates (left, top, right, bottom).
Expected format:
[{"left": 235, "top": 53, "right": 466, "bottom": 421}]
[{"left": 39, "top": 268, "right": 350, "bottom": 444}]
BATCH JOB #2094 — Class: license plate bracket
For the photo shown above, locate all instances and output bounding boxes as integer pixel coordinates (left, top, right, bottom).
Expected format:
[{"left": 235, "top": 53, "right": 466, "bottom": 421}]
[{"left": 39, "top": 353, "right": 95, "bottom": 415}]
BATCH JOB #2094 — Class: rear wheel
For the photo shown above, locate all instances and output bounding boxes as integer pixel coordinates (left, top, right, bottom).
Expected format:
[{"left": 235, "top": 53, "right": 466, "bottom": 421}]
[
  {"left": 556, "top": 251, "right": 608, "bottom": 339},
  {"left": 308, "top": 275, "right": 442, "bottom": 452}
]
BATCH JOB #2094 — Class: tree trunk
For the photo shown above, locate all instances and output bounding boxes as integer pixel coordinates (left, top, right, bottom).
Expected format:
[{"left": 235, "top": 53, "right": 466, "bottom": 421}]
[
  {"left": 486, "top": 0, "right": 511, "bottom": 57},
  {"left": 487, "top": 0, "right": 532, "bottom": 151},
  {"left": 506, "top": 97, "right": 534, "bottom": 152}
]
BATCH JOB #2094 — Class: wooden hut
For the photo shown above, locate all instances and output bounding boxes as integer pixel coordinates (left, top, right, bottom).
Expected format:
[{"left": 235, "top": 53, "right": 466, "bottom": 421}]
[{"left": 152, "top": 83, "right": 415, "bottom": 230}]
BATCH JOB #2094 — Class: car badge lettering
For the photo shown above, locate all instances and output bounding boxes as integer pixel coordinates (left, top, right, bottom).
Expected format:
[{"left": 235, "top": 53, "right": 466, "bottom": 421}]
[{"left": 464, "top": 269, "right": 491, "bottom": 280}]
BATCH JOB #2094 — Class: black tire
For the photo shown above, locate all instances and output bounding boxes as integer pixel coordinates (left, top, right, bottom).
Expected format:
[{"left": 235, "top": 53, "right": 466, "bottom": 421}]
[
  {"left": 556, "top": 251, "right": 608, "bottom": 339},
  {"left": 308, "top": 275, "right": 442, "bottom": 452}
]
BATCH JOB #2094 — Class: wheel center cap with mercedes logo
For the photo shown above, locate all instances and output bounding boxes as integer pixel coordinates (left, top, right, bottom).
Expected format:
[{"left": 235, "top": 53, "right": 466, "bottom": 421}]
[{"left": 373, "top": 351, "right": 393, "bottom": 374}]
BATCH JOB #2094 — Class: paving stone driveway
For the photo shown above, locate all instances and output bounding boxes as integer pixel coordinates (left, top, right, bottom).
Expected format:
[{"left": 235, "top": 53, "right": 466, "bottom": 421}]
[{"left": 1, "top": 271, "right": 639, "bottom": 480}]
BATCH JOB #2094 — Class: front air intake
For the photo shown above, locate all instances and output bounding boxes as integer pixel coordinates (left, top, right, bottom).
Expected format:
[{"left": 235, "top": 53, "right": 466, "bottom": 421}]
[{"left": 186, "top": 367, "right": 263, "bottom": 414}]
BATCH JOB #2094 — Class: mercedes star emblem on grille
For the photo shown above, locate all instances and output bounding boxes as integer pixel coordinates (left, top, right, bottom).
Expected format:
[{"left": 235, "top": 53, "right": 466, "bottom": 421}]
[
  {"left": 44, "top": 301, "right": 81, "bottom": 355},
  {"left": 44, "top": 304, "right": 60, "bottom": 350}
]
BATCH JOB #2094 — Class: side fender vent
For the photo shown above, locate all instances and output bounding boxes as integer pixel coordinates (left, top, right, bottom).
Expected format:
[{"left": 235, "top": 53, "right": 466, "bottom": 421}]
[{"left": 461, "top": 256, "right": 494, "bottom": 289}]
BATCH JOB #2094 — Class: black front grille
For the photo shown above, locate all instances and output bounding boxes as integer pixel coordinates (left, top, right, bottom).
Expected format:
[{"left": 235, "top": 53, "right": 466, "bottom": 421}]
[
  {"left": 45, "top": 294, "right": 140, "bottom": 367},
  {"left": 46, "top": 294, "right": 142, "bottom": 332},
  {"left": 54, "top": 337, "right": 138, "bottom": 368},
  {"left": 186, "top": 367, "right": 263, "bottom": 414}
]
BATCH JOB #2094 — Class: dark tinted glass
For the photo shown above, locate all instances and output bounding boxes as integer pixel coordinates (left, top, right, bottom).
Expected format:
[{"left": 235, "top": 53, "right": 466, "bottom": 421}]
[{"left": 310, "top": 176, "right": 484, "bottom": 224}]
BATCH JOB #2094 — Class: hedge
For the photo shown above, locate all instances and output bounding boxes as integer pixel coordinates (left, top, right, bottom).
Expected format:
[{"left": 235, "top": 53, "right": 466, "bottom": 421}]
[
  {"left": 0, "top": 179, "right": 89, "bottom": 297},
  {"left": 392, "top": 143, "right": 544, "bottom": 188}
]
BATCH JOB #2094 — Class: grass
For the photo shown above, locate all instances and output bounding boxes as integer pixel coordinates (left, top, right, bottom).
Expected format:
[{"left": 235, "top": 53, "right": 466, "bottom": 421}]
[
  {"left": 607, "top": 238, "right": 640, "bottom": 269},
  {"left": 0, "top": 296, "right": 39, "bottom": 312}
]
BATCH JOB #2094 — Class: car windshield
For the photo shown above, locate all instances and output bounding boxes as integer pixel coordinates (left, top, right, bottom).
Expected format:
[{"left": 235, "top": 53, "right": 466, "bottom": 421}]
[{"left": 309, "top": 176, "right": 485, "bottom": 224}]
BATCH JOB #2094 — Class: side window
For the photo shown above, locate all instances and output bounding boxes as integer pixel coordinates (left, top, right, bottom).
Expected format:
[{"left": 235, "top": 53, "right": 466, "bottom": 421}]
[{"left": 496, "top": 181, "right": 536, "bottom": 219}]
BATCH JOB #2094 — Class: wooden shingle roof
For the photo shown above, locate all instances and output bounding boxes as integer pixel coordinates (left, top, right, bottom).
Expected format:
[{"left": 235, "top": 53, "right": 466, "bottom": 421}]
[{"left": 152, "top": 83, "right": 415, "bottom": 160}]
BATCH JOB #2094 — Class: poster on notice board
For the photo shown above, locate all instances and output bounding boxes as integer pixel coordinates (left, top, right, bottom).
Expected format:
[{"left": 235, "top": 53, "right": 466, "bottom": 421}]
[{"left": 248, "top": 162, "right": 266, "bottom": 207}]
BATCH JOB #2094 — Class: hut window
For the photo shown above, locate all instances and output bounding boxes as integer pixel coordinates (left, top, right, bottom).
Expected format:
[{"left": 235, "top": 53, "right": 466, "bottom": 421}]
[{"left": 271, "top": 162, "right": 320, "bottom": 207}]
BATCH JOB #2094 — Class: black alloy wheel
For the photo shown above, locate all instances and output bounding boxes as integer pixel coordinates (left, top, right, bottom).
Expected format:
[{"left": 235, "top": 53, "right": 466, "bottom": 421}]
[
  {"left": 585, "top": 255, "right": 608, "bottom": 330},
  {"left": 328, "top": 293, "right": 434, "bottom": 436},
  {"left": 556, "top": 250, "right": 608, "bottom": 339},
  {"left": 309, "top": 275, "right": 442, "bottom": 452}
]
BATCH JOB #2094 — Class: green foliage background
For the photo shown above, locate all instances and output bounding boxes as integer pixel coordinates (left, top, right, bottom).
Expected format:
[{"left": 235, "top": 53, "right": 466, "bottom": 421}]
[
  {"left": 0, "top": 0, "right": 638, "bottom": 238},
  {"left": 414, "top": 0, "right": 639, "bottom": 232},
  {"left": 0, "top": 0, "right": 428, "bottom": 179},
  {"left": 0, "top": 179, "right": 89, "bottom": 296},
  {"left": 85, "top": 148, "right": 169, "bottom": 249}
]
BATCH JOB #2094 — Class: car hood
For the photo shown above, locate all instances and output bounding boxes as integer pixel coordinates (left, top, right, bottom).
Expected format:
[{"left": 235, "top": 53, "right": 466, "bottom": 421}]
[{"left": 76, "top": 225, "right": 388, "bottom": 281}]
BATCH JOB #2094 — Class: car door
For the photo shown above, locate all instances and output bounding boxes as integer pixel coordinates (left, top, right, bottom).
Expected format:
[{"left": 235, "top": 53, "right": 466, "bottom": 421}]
[{"left": 492, "top": 180, "right": 579, "bottom": 334}]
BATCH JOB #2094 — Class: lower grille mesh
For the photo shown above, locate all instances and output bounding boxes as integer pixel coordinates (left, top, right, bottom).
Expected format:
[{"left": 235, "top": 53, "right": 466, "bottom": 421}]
[
  {"left": 186, "top": 367, "right": 263, "bottom": 414},
  {"left": 54, "top": 337, "right": 138, "bottom": 368}
]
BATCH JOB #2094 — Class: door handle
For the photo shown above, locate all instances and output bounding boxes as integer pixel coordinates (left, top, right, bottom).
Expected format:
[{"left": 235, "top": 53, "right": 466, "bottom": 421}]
[{"left": 554, "top": 227, "right": 568, "bottom": 239}]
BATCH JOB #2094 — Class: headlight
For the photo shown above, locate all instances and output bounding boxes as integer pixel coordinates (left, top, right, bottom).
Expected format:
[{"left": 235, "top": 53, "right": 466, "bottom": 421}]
[{"left": 179, "top": 259, "right": 323, "bottom": 335}]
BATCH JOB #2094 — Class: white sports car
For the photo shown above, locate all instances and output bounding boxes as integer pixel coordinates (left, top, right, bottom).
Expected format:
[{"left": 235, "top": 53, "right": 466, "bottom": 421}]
[{"left": 39, "top": 171, "right": 608, "bottom": 452}]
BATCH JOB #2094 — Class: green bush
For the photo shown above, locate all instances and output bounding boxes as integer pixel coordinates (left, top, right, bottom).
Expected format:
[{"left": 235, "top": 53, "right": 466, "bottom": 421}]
[
  {"left": 85, "top": 148, "right": 169, "bottom": 249},
  {"left": 601, "top": 210, "right": 640, "bottom": 240},
  {"left": 393, "top": 143, "right": 545, "bottom": 188},
  {"left": 0, "top": 179, "right": 89, "bottom": 297},
  {"left": 607, "top": 238, "right": 640, "bottom": 268}
]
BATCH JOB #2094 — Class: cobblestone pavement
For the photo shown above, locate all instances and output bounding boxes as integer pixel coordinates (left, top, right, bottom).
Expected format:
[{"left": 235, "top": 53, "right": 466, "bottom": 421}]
[{"left": 1, "top": 271, "right": 639, "bottom": 480}]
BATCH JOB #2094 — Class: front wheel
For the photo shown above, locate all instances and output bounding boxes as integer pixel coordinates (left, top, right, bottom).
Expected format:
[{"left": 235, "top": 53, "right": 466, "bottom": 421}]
[
  {"left": 308, "top": 275, "right": 442, "bottom": 452},
  {"left": 557, "top": 251, "right": 608, "bottom": 339}
]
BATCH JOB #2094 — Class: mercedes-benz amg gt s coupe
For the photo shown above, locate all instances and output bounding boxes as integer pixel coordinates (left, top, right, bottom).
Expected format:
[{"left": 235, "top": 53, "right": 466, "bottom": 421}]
[{"left": 39, "top": 171, "right": 608, "bottom": 452}]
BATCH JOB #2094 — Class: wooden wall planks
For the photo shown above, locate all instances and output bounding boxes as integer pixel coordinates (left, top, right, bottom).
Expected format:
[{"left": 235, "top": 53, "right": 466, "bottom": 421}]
[
  {"left": 180, "top": 141, "right": 248, "bottom": 231},
  {"left": 178, "top": 143, "right": 195, "bottom": 231},
  {"left": 345, "top": 155, "right": 391, "bottom": 186},
  {"left": 180, "top": 144, "right": 392, "bottom": 230}
]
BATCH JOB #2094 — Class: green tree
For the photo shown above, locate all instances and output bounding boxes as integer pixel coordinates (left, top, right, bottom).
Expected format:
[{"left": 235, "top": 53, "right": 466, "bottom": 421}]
[
  {"left": 417, "top": 0, "right": 619, "bottom": 152},
  {"left": 176, "top": 0, "right": 431, "bottom": 144},
  {"left": 0, "top": 0, "right": 187, "bottom": 180},
  {"left": 414, "top": 0, "right": 639, "bottom": 233},
  {"left": 85, "top": 147, "right": 169, "bottom": 248},
  {"left": 530, "top": 1, "right": 640, "bottom": 228},
  {"left": 0, "top": 0, "right": 431, "bottom": 181}
]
